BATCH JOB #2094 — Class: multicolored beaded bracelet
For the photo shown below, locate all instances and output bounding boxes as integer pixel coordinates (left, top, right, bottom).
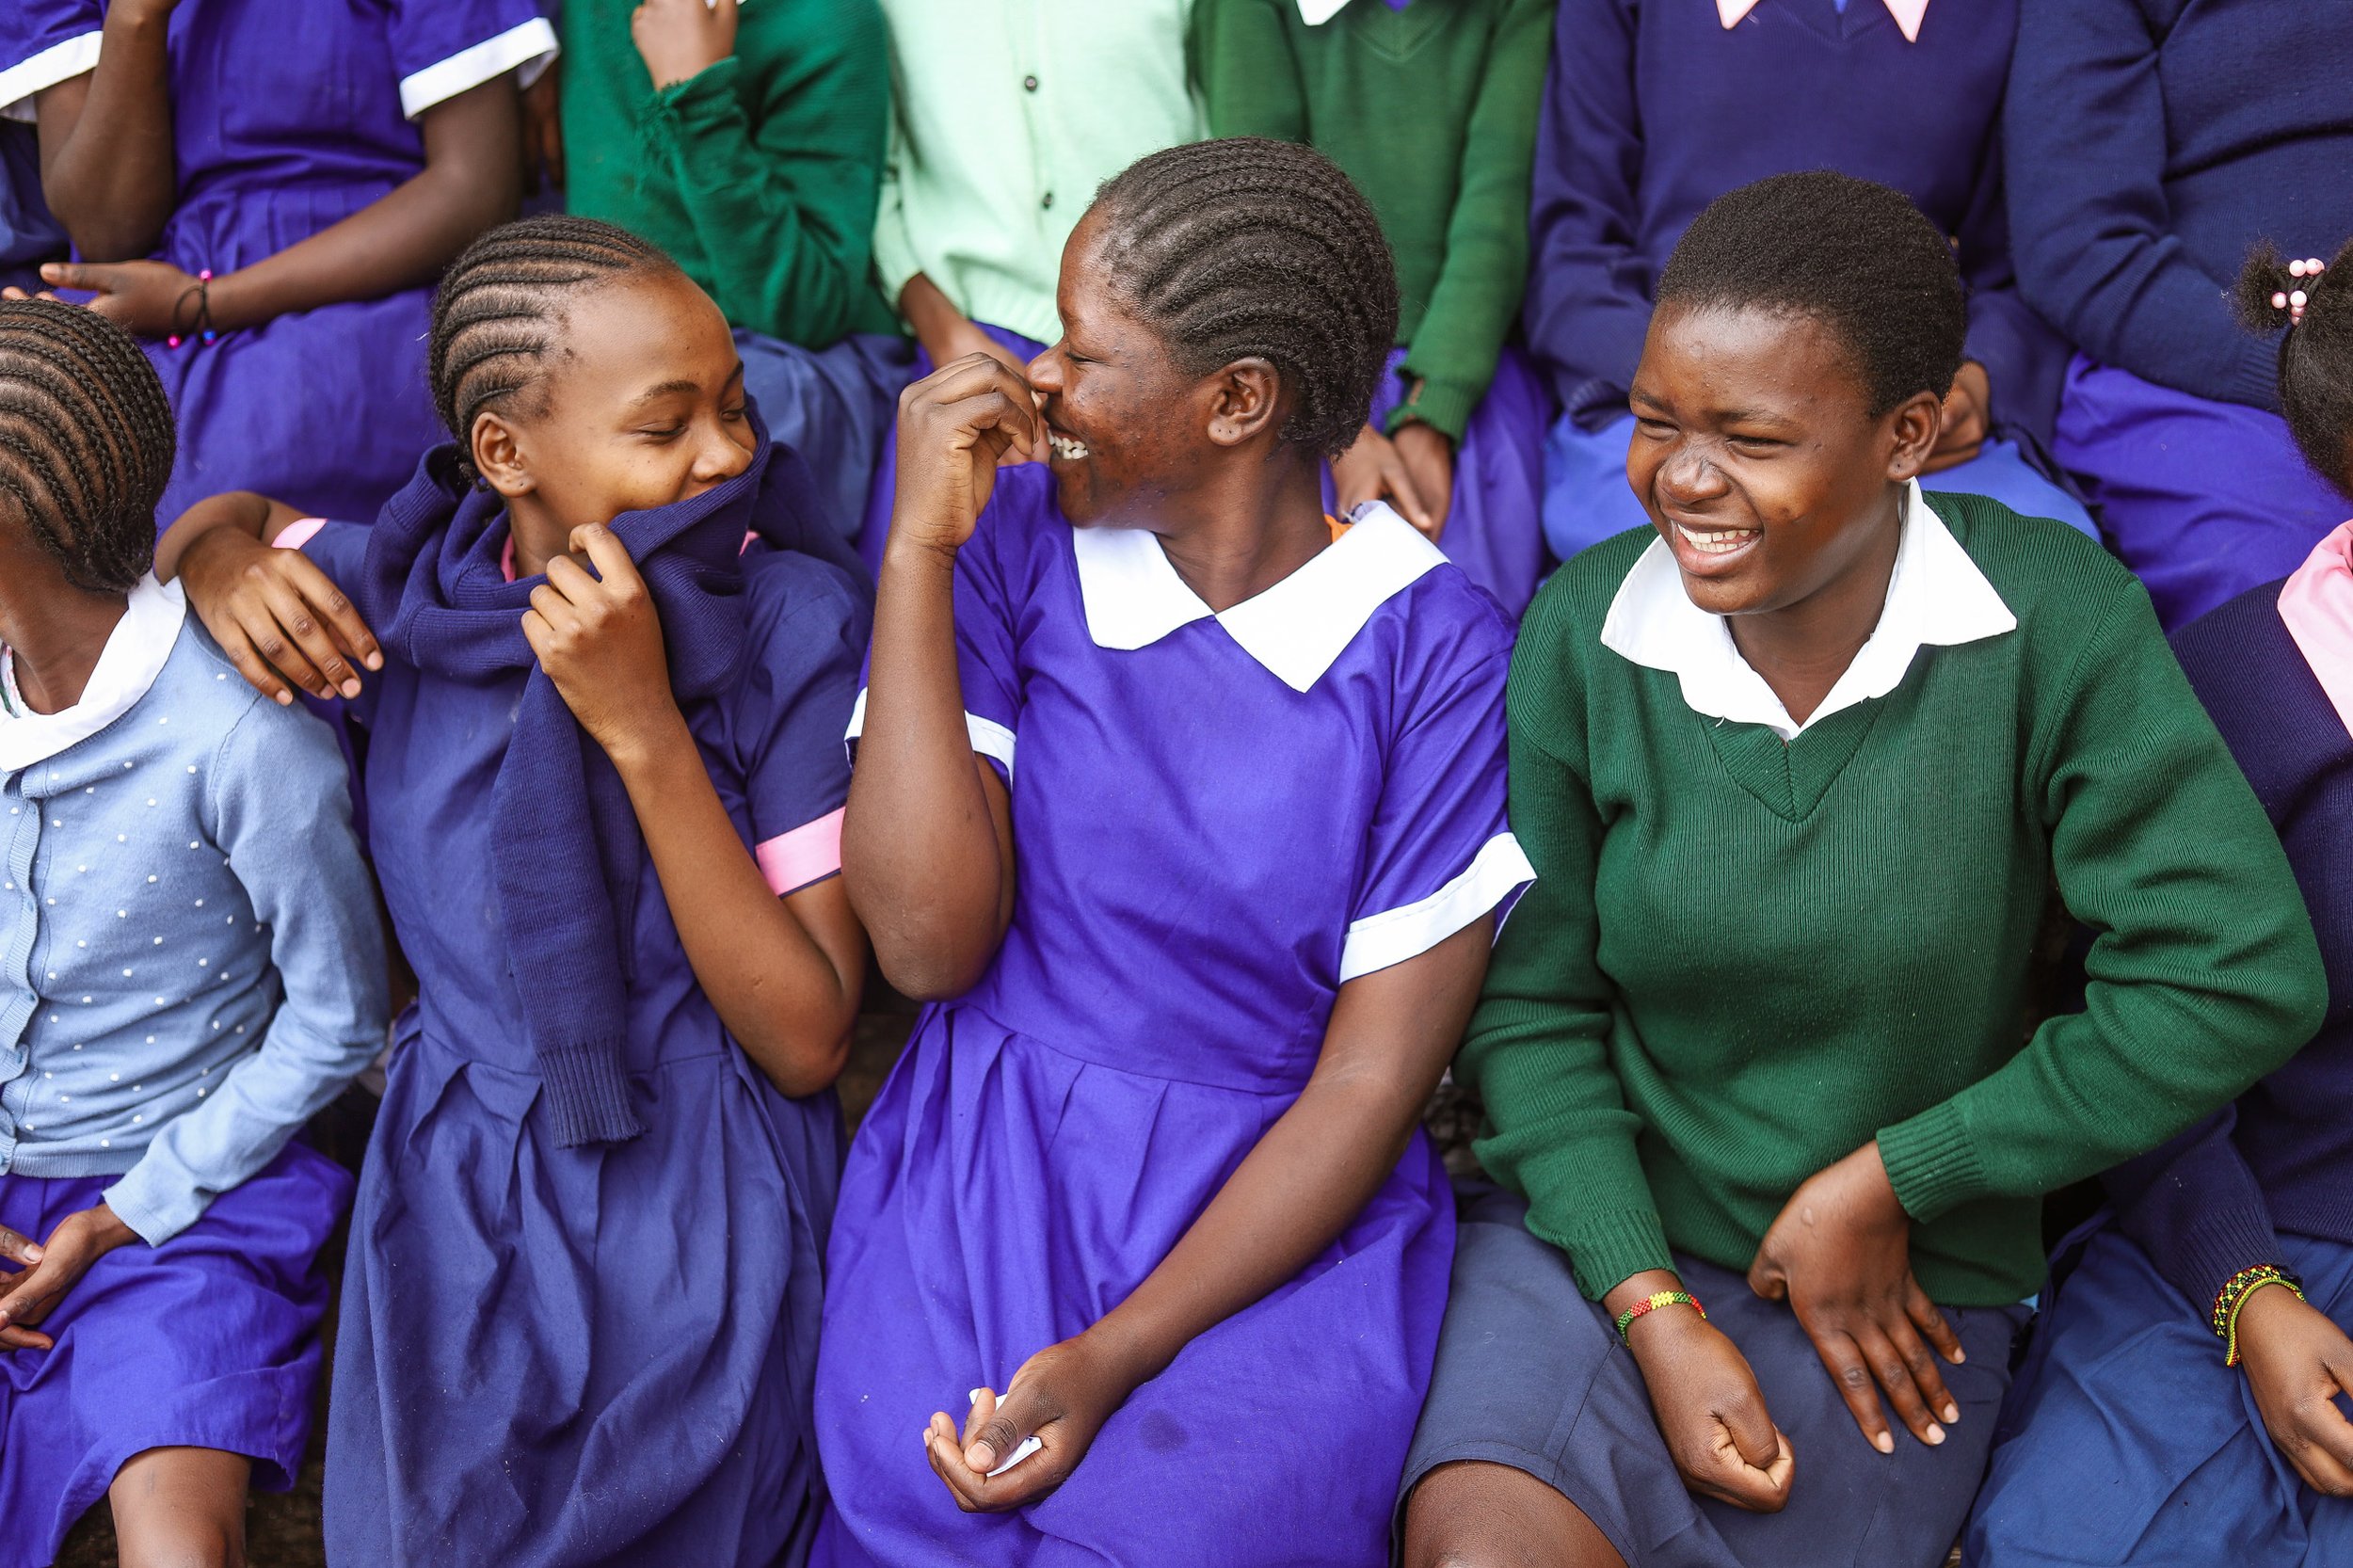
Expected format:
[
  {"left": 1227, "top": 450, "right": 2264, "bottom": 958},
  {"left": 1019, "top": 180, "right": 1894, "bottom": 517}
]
[
  {"left": 2212, "top": 1264, "right": 2304, "bottom": 1367},
  {"left": 1615, "top": 1290, "right": 1706, "bottom": 1344}
]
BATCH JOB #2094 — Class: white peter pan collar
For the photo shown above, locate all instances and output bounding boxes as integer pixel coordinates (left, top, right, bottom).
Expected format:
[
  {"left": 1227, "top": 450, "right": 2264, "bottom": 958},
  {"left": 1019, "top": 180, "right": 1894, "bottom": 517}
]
[
  {"left": 1600, "top": 480, "right": 2013, "bottom": 740},
  {"left": 0, "top": 575, "right": 188, "bottom": 774},
  {"left": 1296, "top": 0, "right": 1353, "bottom": 22},
  {"left": 1070, "top": 502, "right": 1444, "bottom": 693}
]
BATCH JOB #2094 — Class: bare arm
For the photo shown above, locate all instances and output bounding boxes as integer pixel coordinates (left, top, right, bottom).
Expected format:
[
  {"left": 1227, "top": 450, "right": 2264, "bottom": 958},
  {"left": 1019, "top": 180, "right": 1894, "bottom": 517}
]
[
  {"left": 840, "top": 355, "right": 1037, "bottom": 999},
  {"left": 527, "top": 527, "right": 865, "bottom": 1097},
  {"left": 33, "top": 0, "right": 179, "bottom": 261},
  {"left": 40, "top": 74, "right": 524, "bottom": 337},
  {"left": 927, "top": 919, "right": 1495, "bottom": 1507},
  {"left": 157, "top": 492, "right": 383, "bottom": 704}
]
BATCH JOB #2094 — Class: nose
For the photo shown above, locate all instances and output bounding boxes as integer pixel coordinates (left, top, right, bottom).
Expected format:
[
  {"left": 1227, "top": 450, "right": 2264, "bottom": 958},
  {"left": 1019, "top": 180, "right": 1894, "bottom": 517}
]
[
  {"left": 1654, "top": 441, "right": 1729, "bottom": 508},
  {"left": 694, "top": 419, "right": 756, "bottom": 485},
  {"left": 1026, "top": 344, "right": 1064, "bottom": 398}
]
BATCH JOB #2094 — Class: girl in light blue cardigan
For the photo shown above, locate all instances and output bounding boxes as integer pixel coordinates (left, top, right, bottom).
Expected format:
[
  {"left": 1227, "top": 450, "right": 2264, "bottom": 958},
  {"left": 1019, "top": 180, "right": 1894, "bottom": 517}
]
[{"left": 0, "top": 299, "right": 385, "bottom": 1568}]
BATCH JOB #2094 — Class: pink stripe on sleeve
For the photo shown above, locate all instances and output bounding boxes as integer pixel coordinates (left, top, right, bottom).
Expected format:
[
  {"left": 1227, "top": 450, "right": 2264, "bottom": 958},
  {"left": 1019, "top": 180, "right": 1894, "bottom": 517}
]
[
  {"left": 272, "top": 517, "right": 328, "bottom": 552},
  {"left": 2278, "top": 520, "right": 2353, "bottom": 740},
  {"left": 755, "top": 807, "right": 846, "bottom": 895}
]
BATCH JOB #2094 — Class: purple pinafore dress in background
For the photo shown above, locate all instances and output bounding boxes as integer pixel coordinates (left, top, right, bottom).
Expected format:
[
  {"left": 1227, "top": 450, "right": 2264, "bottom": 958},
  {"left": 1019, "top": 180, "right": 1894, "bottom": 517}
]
[
  {"left": 0, "top": 0, "right": 553, "bottom": 530},
  {"left": 814, "top": 469, "right": 1533, "bottom": 1566},
  {"left": 293, "top": 517, "right": 867, "bottom": 1568}
]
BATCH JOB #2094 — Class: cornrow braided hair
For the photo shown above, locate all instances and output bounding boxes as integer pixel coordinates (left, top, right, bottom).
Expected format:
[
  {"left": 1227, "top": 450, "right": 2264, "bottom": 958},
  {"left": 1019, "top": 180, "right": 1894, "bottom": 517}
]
[
  {"left": 1089, "top": 138, "right": 1400, "bottom": 460},
  {"left": 428, "top": 214, "right": 680, "bottom": 482},
  {"left": 2234, "top": 237, "right": 2353, "bottom": 501},
  {"left": 0, "top": 297, "right": 173, "bottom": 593}
]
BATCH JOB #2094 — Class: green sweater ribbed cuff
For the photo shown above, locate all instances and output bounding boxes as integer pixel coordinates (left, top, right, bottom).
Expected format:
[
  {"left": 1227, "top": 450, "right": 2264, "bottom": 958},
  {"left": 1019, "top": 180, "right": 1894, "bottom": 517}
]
[
  {"left": 1879, "top": 1099, "right": 1991, "bottom": 1224},
  {"left": 1385, "top": 375, "right": 1481, "bottom": 443},
  {"left": 1534, "top": 1206, "right": 1675, "bottom": 1303},
  {"left": 642, "top": 55, "right": 741, "bottom": 138}
]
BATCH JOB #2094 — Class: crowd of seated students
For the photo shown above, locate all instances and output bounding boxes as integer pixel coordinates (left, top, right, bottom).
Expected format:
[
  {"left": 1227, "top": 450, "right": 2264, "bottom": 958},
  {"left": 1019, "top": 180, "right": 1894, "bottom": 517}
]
[{"left": 0, "top": 2, "right": 2350, "bottom": 1566}]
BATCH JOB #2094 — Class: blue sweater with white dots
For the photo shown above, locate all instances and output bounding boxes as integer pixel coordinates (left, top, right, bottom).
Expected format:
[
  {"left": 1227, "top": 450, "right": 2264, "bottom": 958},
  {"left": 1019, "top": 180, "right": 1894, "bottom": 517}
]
[{"left": 0, "top": 584, "right": 385, "bottom": 1244}]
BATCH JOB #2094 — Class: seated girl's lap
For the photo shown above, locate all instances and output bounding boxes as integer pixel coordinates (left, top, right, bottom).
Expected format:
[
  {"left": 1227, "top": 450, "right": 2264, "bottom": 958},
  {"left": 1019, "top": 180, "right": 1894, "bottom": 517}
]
[
  {"left": 1966, "top": 1226, "right": 2353, "bottom": 1565},
  {"left": 0, "top": 1141, "right": 346, "bottom": 1529},
  {"left": 2055, "top": 357, "right": 2350, "bottom": 628},
  {"left": 146, "top": 287, "right": 447, "bottom": 527},
  {"left": 1403, "top": 1185, "right": 2023, "bottom": 1568},
  {"left": 818, "top": 1020, "right": 1452, "bottom": 1565}
]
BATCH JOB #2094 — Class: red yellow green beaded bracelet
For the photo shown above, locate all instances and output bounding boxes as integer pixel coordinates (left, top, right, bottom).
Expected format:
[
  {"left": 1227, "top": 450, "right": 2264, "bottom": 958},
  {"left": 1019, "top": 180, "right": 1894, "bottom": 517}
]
[
  {"left": 2212, "top": 1264, "right": 2303, "bottom": 1366},
  {"left": 1615, "top": 1290, "right": 1706, "bottom": 1344}
]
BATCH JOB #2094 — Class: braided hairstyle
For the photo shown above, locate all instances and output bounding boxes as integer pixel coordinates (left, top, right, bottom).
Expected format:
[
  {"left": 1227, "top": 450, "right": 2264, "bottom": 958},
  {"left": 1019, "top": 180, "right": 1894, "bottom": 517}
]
[
  {"left": 1087, "top": 138, "right": 1399, "bottom": 459},
  {"left": 0, "top": 298, "right": 174, "bottom": 593},
  {"left": 1657, "top": 170, "right": 1966, "bottom": 417},
  {"left": 2235, "top": 238, "right": 2353, "bottom": 500},
  {"left": 427, "top": 215, "right": 681, "bottom": 482}
]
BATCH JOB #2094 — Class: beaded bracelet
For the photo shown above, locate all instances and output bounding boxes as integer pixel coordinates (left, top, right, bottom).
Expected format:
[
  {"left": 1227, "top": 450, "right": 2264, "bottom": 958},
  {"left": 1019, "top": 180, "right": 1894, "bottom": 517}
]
[
  {"left": 1615, "top": 1290, "right": 1706, "bottom": 1343},
  {"left": 2212, "top": 1264, "right": 2304, "bottom": 1367}
]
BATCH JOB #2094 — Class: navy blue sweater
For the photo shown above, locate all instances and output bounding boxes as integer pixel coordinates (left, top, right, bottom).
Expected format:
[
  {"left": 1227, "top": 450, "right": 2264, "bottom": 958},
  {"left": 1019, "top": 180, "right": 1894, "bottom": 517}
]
[
  {"left": 2114, "top": 581, "right": 2353, "bottom": 1312},
  {"left": 2006, "top": 0, "right": 2353, "bottom": 413},
  {"left": 1523, "top": 0, "right": 2066, "bottom": 443}
]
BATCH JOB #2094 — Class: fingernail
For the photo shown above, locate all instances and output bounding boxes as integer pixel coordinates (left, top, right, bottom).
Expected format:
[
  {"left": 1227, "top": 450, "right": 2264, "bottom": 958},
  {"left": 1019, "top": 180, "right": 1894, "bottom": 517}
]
[
  {"left": 1951, "top": 1348, "right": 1966, "bottom": 1364},
  {"left": 1925, "top": 1423, "right": 1945, "bottom": 1446},
  {"left": 22, "top": 1245, "right": 39, "bottom": 1263},
  {"left": 1942, "top": 1403, "right": 1960, "bottom": 1424},
  {"left": 968, "top": 1389, "right": 984, "bottom": 1405},
  {"left": 366, "top": 652, "right": 384, "bottom": 669},
  {"left": 967, "top": 1446, "right": 993, "bottom": 1470},
  {"left": 275, "top": 691, "right": 294, "bottom": 705},
  {"left": 1874, "top": 1432, "right": 1894, "bottom": 1454},
  {"left": 340, "top": 680, "right": 361, "bottom": 698}
]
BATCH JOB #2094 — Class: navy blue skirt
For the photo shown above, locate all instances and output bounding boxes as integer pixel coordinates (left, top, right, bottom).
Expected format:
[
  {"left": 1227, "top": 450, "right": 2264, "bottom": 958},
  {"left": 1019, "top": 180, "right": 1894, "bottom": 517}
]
[
  {"left": 1401, "top": 1184, "right": 2025, "bottom": 1568},
  {"left": 1967, "top": 1223, "right": 2353, "bottom": 1564}
]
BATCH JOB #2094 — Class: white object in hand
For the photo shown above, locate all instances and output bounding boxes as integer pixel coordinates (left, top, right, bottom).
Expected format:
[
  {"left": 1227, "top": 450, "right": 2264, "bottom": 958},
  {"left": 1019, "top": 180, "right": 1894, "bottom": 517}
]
[{"left": 987, "top": 1436, "right": 1043, "bottom": 1479}]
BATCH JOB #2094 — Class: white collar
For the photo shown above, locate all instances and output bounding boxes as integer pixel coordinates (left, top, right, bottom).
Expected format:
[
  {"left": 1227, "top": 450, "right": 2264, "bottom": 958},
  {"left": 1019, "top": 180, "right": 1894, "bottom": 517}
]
[
  {"left": 1718, "top": 0, "right": 1930, "bottom": 40},
  {"left": 1599, "top": 481, "right": 2013, "bottom": 740},
  {"left": 0, "top": 575, "right": 189, "bottom": 774},
  {"left": 1070, "top": 502, "right": 1444, "bottom": 693},
  {"left": 1297, "top": 0, "right": 1353, "bottom": 21}
]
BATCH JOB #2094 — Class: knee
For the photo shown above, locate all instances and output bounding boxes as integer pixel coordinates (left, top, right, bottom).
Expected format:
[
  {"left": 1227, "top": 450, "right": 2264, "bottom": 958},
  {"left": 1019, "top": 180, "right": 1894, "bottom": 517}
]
[
  {"left": 116, "top": 1529, "right": 243, "bottom": 1568},
  {"left": 1401, "top": 1462, "right": 1623, "bottom": 1568}
]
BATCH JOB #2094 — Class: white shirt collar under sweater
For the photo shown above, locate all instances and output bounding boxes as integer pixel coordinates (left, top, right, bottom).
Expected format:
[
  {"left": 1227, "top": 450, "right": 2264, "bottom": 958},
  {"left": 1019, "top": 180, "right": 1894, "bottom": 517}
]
[
  {"left": 0, "top": 575, "right": 188, "bottom": 773},
  {"left": 1070, "top": 501, "right": 1444, "bottom": 693},
  {"left": 1600, "top": 480, "right": 2015, "bottom": 740}
]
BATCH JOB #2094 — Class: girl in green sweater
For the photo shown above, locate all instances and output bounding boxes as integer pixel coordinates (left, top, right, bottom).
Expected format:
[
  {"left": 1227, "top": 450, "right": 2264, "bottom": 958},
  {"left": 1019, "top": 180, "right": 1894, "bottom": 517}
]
[
  {"left": 1397, "top": 171, "right": 2326, "bottom": 1568},
  {"left": 550, "top": 0, "right": 908, "bottom": 539}
]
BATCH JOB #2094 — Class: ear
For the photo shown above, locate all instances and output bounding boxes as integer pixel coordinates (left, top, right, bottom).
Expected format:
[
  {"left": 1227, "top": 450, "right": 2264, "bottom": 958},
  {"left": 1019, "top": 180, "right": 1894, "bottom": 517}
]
[
  {"left": 472, "top": 410, "right": 536, "bottom": 500},
  {"left": 1882, "top": 389, "right": 1944, "bottom": 482},
  {"left": 1204, "top": 357, "right": 1286, "bottom": 449}
]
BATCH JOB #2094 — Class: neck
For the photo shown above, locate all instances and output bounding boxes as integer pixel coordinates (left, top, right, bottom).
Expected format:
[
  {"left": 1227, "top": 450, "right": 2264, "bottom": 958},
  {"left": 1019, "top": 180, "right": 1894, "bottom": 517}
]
[
  {"left": 0, "top": 552, "right": 131, "bottom": 717},
  {"left": 1149, "top": 447, "right": 1332, "bottom": 614},
  {"left": 507, "top": 494, "right": 569, "bottom": 580},
  {"left": 1727, "top": 486, "right": 1906, "bottom": 727}
]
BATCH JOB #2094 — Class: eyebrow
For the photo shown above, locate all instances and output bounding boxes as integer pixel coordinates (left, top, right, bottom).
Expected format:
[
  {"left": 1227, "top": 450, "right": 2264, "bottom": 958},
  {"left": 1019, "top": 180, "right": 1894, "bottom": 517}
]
[{"left": 626, "top": 378, "right": 703, "bottom": 408}]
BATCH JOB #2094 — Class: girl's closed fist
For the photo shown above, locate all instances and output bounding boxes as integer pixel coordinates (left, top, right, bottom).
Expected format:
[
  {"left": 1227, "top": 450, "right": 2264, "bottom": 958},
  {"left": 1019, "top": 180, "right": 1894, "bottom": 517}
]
[{"left": 888, "top": 355, "right": 1043, "bottom": 564}]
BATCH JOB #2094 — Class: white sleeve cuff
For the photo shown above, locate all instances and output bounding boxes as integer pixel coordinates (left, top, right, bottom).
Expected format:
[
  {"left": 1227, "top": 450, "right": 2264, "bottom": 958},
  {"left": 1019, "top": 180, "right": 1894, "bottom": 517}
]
[
  {"left": 0, "top": 30, "right": 101, "bottom": 122},
  {"left": 1337, "top": 832, "right": 1535, "bottom": 984},
  {"left": 844, "top": 688, "right": 1017, "bottom": 779},
  {"left": 397, "top": 16, "right": 557, "bottom": 120}
]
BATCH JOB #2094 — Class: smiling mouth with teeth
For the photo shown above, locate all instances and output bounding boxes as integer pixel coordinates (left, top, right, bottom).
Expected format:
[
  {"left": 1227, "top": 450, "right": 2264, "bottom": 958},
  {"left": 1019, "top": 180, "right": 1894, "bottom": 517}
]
[
  {"left": 1048, "top": 432, "right": 1090, "bottom": 461},
  {"left": 1674, "top": 522, "right": 1760, "bottom": 555}
]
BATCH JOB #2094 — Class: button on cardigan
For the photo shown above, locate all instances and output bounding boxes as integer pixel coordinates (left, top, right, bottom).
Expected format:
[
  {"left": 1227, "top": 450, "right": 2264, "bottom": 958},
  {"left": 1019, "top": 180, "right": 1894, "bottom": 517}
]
[{"left": 0, "top": 584, "right": 387, "bottom": 1244}]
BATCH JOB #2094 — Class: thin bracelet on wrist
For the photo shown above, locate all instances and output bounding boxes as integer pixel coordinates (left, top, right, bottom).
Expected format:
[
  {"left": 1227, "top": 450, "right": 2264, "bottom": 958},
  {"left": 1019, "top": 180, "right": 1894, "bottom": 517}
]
[{"left": 1615, "top": 1290, "right": 1706, "bottom": 1344}]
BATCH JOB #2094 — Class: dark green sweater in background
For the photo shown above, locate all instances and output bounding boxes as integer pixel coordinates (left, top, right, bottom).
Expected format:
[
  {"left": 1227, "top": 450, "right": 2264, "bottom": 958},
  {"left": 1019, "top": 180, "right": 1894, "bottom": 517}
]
[
  {"left": 559, "top": 0, "right": 899, "bottom": 346},
  {"left": 1190, "top": 0, "right": 1550, "bottom": 441},
  {"left": 1463, "top": 493, "right": 2327, "bottom": 1307}
]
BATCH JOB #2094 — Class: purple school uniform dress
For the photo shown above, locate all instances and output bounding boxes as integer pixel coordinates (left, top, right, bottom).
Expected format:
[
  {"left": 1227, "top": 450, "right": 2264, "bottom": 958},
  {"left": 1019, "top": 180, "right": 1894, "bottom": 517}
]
[
  {"left": 0, "top": 0, "right": 553, "bottom": 531},
  {"left": 813, "top": 470, "right": 1532, "bottom": 1565},
  {"left": 291, "top": 464, "right": 867, "bottom": 1566}
]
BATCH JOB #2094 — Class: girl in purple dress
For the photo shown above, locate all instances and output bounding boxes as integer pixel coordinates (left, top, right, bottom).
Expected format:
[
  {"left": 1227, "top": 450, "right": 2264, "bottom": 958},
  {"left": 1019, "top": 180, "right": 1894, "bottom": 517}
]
[
  {"left": 0, "top": 301, "right": 385, "bottom": 1568},
  {"left": 0, "top": 0, "right": 552, "bottom": 529},
  {"left": 157, "top": 217, "right": 871, "bottom": 1567},
  {"left": 818, "top": 139, "right": 1532, "bottom": 1565}
]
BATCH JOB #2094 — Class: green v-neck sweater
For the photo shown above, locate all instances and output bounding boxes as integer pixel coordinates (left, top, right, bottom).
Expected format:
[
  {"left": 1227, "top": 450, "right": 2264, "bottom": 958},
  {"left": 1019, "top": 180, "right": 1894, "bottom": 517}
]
[{"left": 1462, "top": 493, "right": 2328, "bottom": 1307}]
